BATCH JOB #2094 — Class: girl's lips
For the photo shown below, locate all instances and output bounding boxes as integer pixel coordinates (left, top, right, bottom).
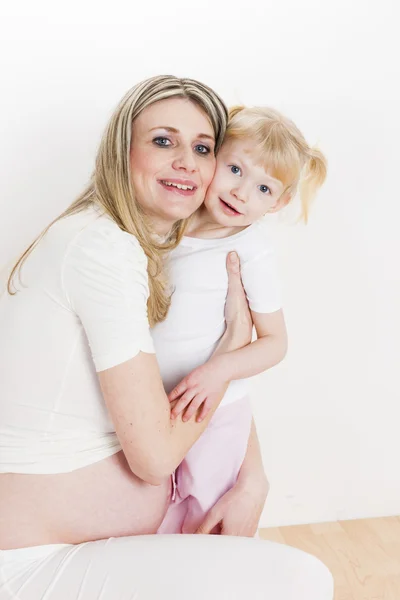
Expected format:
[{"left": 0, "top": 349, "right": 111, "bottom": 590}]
[{"left": 219, "top": 198, "right": 242, "bottom": 216}]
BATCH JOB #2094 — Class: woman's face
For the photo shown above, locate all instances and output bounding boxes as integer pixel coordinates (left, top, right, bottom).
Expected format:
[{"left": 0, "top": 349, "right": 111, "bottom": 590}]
[{"left": 130, "top": 97, "right": 216, "bottom": 234}]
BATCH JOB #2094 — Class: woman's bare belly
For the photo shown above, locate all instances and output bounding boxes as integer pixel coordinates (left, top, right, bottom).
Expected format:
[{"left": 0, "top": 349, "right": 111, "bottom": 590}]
[{"left": 0, "top": 451, "right": 171, "bottom": 550}]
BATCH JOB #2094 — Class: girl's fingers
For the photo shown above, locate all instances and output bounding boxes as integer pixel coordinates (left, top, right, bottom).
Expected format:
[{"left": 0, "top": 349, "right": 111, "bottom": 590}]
[
  {"left": 196, "top": 398, "right": 213, "bottom": 422},
  {"left": 168, "top": 380, "right": 188, "bottom": 402},
  {"left": 182, "top": 394, "right": 207, "bottom": 422},
  {"left": 171, "top": 389, "right": 197, "bottom": 419}
]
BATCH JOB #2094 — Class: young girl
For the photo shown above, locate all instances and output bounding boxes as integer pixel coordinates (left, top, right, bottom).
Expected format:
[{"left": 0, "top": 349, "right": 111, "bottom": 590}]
[{"left": 154, "top": 105, "right": 327, "bottom": 535}]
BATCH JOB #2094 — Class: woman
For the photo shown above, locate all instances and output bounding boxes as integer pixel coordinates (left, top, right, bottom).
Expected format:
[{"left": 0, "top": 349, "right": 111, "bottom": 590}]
[{"left": 0, "top": 75, "right": 333, "bottom": 599}]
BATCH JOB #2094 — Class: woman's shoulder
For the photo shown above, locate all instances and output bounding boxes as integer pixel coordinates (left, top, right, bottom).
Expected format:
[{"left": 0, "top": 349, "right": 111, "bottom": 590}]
[
  {"left": 59, "top": 206, "right": 150, "bottom": 313},
  {"left": 51, "top": 205, "right": 147, "bottom": 267}
]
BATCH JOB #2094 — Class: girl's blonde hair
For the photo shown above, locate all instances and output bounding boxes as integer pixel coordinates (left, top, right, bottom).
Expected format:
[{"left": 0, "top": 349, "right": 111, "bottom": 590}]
[
  {"left": 7, "top": 75, "right": 228, "bottom": 326},
  {"left": 226, "top": 106, "right": 327, "bottom": 223}
]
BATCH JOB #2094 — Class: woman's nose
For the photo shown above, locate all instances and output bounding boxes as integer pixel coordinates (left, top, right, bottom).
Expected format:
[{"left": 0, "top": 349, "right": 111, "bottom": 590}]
[{"left": 172, "top": 148, "right": 198, "bottom": 173}]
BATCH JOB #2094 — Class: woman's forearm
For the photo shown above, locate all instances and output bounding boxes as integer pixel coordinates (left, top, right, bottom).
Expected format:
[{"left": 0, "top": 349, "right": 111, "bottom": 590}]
[
  {"left": 100, "top": 353, "right": 231, "bottom": 485},
  {"left": 100, "top": 252, "right": 253, "bottom": 485},
  {"left": 100, "top": 322, "right": 252, "bottom": 485}
]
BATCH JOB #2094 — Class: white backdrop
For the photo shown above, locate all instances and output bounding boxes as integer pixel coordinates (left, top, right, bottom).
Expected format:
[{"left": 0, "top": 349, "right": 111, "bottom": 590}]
[{"left": 1, "top": 0, "right": 399, "bottom": 527}]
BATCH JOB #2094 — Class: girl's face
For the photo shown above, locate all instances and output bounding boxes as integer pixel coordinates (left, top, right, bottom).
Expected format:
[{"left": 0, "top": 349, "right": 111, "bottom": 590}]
[
  {"left": 204, "top": 138, "right": 288, "bottom": 227},
  {"left": 130, "top": 97, "right": 216, "bottom": 234}
]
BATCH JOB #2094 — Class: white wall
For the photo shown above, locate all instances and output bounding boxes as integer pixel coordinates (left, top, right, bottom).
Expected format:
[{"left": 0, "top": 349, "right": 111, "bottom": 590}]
[{"left": 1, "top": 0, "right": 399, "bottom": 527}]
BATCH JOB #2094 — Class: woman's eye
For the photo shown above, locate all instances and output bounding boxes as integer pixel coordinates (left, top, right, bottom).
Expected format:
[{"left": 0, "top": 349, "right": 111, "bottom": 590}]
[
  {"left": 153, "top": 137, "right": 172, "bottom": 147},
  {"left": 195, "top": 144, "right": 210, "bottom": 155},
  {"left": 259, "top": 184, "right": 271, "bottom": 194},
  {"left": 229, "top": 165, "right": 241, "bottom": 176}
]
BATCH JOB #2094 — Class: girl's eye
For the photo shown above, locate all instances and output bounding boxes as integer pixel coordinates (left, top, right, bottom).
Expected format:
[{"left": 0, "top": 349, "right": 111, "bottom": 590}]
[
  {"left": 153, "top": 137, "right": 172, "bottom": 147},
  {"left": 195, "top": 144, "right": 210, "bottom": 155},
  {"left": 229, "top": 165, "right": 241, "bottom": 176},
  {"left": 259, "top": 184, "right": 271, "bottom": 194}
]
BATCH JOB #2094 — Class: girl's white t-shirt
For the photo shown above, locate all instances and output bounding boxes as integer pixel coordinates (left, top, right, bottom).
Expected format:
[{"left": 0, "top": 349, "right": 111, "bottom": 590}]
[
  {"left": 0, "top": 205, "right": 154, "bottom": 473},
  {"left": 152, "top": 219, "right": 282, "bottom": 407}
]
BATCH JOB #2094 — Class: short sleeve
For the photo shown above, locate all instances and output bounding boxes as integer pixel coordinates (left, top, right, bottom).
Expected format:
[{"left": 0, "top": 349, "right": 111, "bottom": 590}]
[
  {"left": 62, "top": 222, "right": 155, "bottom": 372},
  {"left": 241, "top": 247, "right": 282, "bottom": 313}
]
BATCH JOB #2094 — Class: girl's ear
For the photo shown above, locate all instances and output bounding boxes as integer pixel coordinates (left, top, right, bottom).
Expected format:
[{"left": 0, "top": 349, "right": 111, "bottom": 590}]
[{"left": 266, "top": 190, "right": 292, "bottom": 214}]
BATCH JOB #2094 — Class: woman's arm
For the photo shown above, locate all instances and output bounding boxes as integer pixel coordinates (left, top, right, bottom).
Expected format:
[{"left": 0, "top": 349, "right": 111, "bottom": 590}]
[
  {"left": 196, "top": 418, "right": 269, "bottom": 536},
  {"left": 98, "top": 252, "right": 252, "bottom": 485}
]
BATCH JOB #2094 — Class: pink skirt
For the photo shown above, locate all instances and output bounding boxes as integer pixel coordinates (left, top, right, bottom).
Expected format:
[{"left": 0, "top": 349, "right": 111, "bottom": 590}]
[{"left": 158, "top": 396, "right": 253, "bottom": 534}]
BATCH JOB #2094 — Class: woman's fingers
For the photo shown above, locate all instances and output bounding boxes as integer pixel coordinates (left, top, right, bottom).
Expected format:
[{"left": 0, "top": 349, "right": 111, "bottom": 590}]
[{"left": 224, "top": 252, "right": 252, "bottom": 335}]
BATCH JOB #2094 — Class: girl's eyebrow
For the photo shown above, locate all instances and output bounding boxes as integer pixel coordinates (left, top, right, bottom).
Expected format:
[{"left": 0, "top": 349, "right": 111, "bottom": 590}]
[
  {"left": 149, "top": 126, "right": 215, "bottom": 141},
  {"left": 227, "top": 152, "right": 282, "bottom": 189}
]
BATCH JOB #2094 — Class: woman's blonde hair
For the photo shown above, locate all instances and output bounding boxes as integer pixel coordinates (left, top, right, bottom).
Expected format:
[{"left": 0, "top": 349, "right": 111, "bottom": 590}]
[
  {"left": 7, "top": 75, "right": 228, "bottom": 326},
  {"left": 226, "top": 106, "right": 327, "bottom": 223}
]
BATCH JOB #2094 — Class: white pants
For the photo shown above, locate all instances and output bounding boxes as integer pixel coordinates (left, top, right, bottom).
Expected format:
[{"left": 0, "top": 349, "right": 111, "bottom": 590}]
[{"left": 0, "top": 534, "right": 334, "bottom": 599}]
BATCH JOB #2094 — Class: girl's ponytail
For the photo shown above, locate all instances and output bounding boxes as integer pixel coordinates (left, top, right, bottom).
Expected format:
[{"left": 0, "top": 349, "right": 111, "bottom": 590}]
[{"left": 299, "top": 147, "right": 327, "bottom": 223}]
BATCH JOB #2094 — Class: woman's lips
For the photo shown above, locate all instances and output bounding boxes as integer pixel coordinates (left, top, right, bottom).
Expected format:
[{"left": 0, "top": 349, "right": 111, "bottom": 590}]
[
  {"left": 159, "top": 179, "right": 198, "bottom": 197},
  {"left": 219, "top": 198, "right": 242, "bottom": 216}
]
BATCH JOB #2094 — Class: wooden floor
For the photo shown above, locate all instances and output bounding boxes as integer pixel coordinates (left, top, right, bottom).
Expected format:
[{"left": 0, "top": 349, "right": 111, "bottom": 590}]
[{"left": 260, "top": 516, "right": 400, "bottom": 599}]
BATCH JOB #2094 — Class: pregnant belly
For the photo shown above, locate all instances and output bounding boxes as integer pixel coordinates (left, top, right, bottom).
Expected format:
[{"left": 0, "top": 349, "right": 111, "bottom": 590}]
[{"left": 0, "top": 451, "right": 171, "bottom": 550}]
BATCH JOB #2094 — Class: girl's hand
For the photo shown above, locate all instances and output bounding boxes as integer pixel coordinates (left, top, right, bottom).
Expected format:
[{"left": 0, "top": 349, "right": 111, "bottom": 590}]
[
  {"left": 196, "top": 474, "right": 269, "bottom": 537},
  {"left": 168, "top": 357, "right": 226, "bottom": 422}
]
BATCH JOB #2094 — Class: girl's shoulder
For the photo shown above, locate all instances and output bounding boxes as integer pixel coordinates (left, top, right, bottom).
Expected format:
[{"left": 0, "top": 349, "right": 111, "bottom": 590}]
[{"left": 233, "top": 219, "right": 277, "bottom": 263}]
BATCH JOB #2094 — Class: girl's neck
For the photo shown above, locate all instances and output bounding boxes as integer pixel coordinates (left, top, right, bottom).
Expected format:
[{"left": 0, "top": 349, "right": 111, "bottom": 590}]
[{"left": 185, "top": 205, "right": 247, "bottom": 240}]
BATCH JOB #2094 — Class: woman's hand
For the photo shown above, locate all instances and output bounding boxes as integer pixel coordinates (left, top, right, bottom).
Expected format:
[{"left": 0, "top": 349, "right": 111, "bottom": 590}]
[
  {"left": 196, "top": 474, "right": 269, "bottom": 537},
  {"left": 216, "top": 252, "right": 252, "bottom": 353}
]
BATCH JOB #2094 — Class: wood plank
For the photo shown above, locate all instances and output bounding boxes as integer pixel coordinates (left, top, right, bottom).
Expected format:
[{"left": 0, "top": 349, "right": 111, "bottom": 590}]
[
  {"left": 259, "top": 517, "right": 400, "bottom": 600},
  {"left": 258, "top": 527, "right": 286, "bottom": 544}
]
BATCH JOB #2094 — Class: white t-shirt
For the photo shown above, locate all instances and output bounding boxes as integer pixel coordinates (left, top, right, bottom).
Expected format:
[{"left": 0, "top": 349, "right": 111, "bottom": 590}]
[
  {"left": 152, "top": 220, "right": 282, "bottom": 407},
  {"left": 0, "top": 205, "right": 154, "bottom": 473}
]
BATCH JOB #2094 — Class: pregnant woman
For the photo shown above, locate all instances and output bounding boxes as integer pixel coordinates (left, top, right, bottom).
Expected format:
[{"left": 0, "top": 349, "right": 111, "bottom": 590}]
[{"left": 0, "top": 75, "right": 333, "bottom": 599}]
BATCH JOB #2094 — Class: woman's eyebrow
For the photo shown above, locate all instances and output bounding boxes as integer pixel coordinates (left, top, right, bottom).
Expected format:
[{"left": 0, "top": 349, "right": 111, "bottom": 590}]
[{"left": 149, "top": 126, "right": 214, "bottom": 141}]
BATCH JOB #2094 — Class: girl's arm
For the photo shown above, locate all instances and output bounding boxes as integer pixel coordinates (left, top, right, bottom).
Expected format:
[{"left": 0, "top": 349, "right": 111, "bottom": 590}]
[
  {"left": 214, "top": 309, "right": 287, "bottom": 381},
  {"left": 170, "top": 308, "right": 287, "bottom": 421}
]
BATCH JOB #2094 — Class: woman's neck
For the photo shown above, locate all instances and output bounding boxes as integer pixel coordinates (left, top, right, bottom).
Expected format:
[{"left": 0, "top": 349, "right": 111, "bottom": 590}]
[{"left": 185, "top": 205, "right": 247, "bottom": 240}]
